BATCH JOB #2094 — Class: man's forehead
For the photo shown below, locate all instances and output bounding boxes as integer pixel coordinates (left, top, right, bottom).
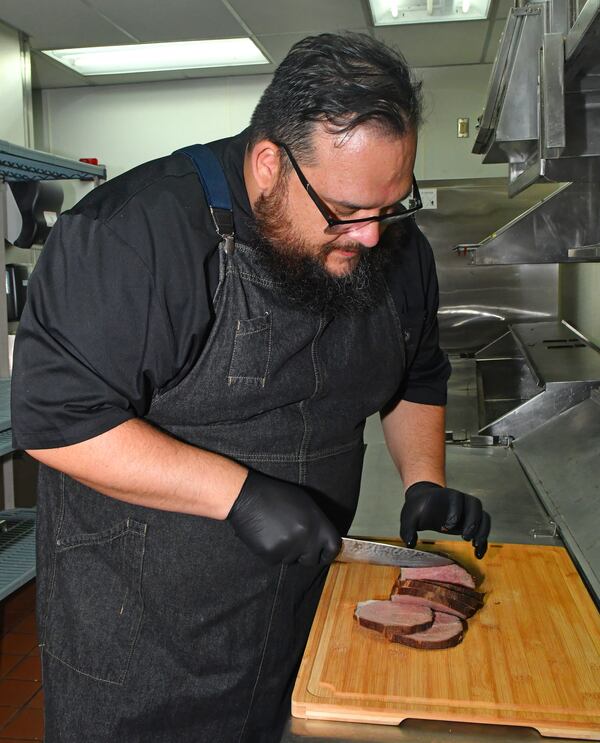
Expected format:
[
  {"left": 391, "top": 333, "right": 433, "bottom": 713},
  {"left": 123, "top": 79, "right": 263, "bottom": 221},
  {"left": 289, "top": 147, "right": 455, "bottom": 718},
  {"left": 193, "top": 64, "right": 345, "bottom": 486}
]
[
  {"left": 309, "top": 122, "right": 417, "bottom": 161},
  {"left": 304, "top": 123, "right": 417, "bottom": 206}
]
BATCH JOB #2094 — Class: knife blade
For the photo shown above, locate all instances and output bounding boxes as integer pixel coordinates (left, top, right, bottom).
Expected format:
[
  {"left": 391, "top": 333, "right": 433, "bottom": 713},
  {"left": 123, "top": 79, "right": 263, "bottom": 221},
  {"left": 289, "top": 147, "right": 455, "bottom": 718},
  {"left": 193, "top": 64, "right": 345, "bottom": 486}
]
[{"left": 335, "top": 537, "right": 454, "bottom": 568}]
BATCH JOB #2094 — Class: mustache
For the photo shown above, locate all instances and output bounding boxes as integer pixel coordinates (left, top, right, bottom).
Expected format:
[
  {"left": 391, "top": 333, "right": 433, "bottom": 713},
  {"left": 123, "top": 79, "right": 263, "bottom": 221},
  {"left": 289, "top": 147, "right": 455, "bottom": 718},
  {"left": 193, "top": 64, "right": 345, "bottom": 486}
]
[{"left": 321, "top": 242, "right": 369, "bottom": 256}]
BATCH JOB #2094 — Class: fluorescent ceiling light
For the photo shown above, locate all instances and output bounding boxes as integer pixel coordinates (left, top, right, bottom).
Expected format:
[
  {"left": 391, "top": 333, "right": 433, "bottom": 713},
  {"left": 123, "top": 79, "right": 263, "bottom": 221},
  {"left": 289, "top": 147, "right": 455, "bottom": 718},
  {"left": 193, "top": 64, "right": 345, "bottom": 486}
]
[
  {"left": 369, "top": 0, "right": 490, "bottom": 24},
  {"left": 41, "top": 38, "right": 269, "bottom": 76}
]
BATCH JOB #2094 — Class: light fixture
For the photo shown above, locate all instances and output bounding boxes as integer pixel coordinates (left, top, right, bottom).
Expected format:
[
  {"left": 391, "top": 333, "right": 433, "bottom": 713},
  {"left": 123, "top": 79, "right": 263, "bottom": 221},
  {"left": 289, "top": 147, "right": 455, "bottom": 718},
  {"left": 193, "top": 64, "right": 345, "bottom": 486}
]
[
  {"left": 369, "top": 0, "right": 490, "bottom": 24},
  {"left": 41, "top": 38, "right": 269, "bottom": 76}
]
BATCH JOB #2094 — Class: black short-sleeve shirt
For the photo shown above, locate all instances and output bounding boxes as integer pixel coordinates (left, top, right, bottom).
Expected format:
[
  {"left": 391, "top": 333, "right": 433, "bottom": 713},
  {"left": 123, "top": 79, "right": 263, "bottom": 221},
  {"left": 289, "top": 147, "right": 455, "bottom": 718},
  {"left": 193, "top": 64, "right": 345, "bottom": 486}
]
[{"left": 11, "top": 129, "right": 450, "bottom": 450}]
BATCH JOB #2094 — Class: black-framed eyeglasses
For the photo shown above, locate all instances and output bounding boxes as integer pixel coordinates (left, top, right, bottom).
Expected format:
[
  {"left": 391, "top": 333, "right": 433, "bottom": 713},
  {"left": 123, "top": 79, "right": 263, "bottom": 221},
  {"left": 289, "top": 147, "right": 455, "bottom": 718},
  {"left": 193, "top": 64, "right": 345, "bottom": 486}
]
[{"left": 277, "top": 142, "right": 422, "bottom": 235}]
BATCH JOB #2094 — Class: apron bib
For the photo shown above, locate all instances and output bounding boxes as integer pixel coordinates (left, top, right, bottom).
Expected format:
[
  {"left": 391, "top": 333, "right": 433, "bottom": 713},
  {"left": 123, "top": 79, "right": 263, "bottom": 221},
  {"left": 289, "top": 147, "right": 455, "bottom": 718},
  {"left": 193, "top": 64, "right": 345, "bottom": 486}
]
[{"left": 36, "top": 147, "right": 407, "bottom": 743}]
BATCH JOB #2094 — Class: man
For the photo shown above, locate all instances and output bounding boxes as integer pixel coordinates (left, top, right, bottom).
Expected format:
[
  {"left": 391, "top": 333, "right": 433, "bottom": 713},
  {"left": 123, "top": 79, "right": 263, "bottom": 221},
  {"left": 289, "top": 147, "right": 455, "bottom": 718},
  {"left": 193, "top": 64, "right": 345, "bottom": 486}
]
[{"left": 11, "top": 32, "right": 490, "bottom": 743}]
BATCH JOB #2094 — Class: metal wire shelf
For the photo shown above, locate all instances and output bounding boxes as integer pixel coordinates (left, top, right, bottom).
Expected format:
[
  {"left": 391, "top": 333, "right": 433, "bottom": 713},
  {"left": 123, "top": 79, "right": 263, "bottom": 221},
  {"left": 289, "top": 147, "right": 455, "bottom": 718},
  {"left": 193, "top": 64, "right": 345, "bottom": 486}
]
[
  {"left": 0, "top": 139, "right": 106, "bottom": 183},
  {"left": 0, "top": 509, "right": 36, "bottom": 602}
]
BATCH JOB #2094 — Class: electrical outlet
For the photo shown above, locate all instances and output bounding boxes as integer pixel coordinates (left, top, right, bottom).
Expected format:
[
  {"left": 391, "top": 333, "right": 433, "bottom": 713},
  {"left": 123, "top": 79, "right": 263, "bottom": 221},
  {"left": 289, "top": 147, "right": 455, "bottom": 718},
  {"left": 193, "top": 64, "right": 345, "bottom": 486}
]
[{"left": 419, "top": 188, "right": 437, "bottom": 209}]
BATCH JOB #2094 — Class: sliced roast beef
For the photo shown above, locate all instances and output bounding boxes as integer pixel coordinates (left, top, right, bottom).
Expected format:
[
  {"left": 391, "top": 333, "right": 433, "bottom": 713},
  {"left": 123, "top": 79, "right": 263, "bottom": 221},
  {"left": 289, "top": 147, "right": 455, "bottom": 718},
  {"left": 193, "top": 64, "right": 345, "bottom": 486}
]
[
  {"left": 354, "top": 600, "right": 434, "bottom": 637},
  {"left": 400, "top": 564, "right": 476, "bottom": 589},
  {"left": 398, "top": 579, "right": 482, "bottom": 614},
  {"left": 389, "top": 591, "right": 469, "bottom": 620},
  {"left": 391, "top": 582, "right": 478, "bottom": 618},
  {"left": 398, "top": 580, "right": 481, "bottom": 617},
  {"left": 417, "top": 580, "right": 484, "bottom": 606},
  {"left": 392, "top": 611, "right": 465, "bottom": 649}
]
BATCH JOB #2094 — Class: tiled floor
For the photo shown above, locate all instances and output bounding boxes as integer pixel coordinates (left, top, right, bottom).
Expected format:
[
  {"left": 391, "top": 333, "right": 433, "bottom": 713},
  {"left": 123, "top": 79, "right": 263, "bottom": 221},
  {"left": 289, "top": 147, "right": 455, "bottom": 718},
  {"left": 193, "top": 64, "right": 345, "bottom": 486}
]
[{"left": 0, "top": 581, "right": 43, "bottom": 741}]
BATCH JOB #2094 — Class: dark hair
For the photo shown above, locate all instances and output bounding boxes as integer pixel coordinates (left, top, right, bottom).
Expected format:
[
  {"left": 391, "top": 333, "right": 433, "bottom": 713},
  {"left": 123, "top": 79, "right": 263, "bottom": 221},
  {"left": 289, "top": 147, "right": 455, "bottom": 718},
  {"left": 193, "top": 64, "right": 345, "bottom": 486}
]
[{"left": 249, "top": 32, "right": 422, "bottom": 163}]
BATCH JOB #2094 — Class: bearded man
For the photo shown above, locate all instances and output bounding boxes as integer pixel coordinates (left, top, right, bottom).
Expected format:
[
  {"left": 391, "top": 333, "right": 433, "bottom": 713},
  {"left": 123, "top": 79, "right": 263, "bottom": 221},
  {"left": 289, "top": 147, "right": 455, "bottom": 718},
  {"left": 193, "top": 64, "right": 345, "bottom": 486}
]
[{"left": 11, "top": 32, "right": 490, "bottom": 743}]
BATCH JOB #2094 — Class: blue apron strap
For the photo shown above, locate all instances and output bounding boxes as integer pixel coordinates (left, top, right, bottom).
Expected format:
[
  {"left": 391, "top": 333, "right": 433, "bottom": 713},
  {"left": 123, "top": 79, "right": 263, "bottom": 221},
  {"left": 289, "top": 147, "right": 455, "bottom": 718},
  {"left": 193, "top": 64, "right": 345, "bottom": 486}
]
[{"left": 174, "top": 144, "right": 235, "bottom": 252}]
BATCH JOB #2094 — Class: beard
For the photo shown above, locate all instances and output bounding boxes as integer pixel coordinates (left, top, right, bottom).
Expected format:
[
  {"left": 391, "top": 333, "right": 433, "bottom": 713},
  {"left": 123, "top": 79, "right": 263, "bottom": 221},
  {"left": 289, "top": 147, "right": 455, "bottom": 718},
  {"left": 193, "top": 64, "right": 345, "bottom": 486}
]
[{"left": 248, "top": 175, "right": 398, "bottom": 316}]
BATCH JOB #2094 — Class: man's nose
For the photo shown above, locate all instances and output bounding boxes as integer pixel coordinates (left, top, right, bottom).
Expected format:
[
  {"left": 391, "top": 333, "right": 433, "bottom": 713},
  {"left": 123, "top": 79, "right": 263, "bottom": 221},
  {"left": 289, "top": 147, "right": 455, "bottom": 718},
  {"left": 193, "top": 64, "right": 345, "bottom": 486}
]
[{"left": 345, "top": 220, "right": 381, "bottom": 248}]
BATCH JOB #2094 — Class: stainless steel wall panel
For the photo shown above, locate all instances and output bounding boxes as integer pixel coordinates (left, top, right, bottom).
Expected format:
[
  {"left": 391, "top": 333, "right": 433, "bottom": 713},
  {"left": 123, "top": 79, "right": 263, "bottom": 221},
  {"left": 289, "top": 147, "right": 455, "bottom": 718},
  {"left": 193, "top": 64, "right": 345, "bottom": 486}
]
[
  {"left": 513, "top": 390, "right": 600, "bottom": 603},
  {"left": 415, "top": 178, "right": 559, "bottom": 352}
]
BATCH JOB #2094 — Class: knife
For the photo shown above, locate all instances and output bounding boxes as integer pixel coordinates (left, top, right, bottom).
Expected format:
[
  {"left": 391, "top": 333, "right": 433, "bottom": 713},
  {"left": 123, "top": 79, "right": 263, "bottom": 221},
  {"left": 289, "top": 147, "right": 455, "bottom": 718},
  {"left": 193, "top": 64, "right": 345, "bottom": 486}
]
[{"left": 335, "top": 537, "right": 455, "bottom": 568}]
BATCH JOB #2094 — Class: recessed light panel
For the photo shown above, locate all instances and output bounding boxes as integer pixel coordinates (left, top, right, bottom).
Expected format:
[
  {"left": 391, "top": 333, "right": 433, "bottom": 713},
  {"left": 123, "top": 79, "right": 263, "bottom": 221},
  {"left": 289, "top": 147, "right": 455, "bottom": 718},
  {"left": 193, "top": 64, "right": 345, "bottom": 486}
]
[
  {"left": 42, "top": 38, "right": 269, "bottom": 76},
  {"left": 370, "top": 0, "right": 491, "bottom": 24}
]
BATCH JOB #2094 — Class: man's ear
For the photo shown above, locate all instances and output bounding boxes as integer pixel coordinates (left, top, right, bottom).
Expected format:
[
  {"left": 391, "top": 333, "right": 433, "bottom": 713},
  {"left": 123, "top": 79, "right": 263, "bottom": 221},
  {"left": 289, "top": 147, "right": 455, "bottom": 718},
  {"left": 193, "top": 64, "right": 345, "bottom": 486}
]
[{"left": 249, "top": 140, "right": 283, "bottom": 195}]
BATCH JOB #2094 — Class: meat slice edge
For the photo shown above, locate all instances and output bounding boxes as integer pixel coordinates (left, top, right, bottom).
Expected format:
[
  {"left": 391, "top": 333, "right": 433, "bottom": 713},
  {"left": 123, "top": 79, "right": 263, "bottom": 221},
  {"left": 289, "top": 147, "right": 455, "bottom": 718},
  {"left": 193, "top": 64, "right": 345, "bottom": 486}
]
[
  {"left": 417, "top": 580, "right": 484, "bottom": 605},
  {"left": 354, "top": 599, "right": 434, "bottom": 636},
  {"left": 392, "top": 611, "right": 465, "bottom": 649},
  {"left": 389, "top": 592, "right": 469, "bottom": 620},
  {"left": 400, "top": 564, "right": 476, "bottom": 589},
  {"left": 392, "top": 578, "right": 482, "bottom": 617}
]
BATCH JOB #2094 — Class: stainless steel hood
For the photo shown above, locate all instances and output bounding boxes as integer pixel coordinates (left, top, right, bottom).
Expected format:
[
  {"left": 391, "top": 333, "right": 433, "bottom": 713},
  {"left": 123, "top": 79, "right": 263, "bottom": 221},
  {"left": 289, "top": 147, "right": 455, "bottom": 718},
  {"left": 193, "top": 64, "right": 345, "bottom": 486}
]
[
  {"left": 474, "top": 0, "right": 600, "bottom": 195},
  {"left": 469, "top": 0, "right": 600, "bottom": 264}
]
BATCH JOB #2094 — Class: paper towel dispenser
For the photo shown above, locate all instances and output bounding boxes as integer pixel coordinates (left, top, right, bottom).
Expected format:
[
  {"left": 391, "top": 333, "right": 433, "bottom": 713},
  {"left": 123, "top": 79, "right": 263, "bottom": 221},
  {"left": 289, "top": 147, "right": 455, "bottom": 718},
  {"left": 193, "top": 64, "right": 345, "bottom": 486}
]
[{"left": 6, "top": 181, "right": 63, "bottom": 249}]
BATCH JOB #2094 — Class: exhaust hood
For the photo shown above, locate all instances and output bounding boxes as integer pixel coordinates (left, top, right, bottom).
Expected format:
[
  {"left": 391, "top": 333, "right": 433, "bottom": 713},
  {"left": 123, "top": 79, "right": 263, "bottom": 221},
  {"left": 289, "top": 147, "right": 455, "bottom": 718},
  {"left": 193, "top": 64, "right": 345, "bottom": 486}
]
[{"left": 469, "top": 0, "right": 600, "bottom": 264}]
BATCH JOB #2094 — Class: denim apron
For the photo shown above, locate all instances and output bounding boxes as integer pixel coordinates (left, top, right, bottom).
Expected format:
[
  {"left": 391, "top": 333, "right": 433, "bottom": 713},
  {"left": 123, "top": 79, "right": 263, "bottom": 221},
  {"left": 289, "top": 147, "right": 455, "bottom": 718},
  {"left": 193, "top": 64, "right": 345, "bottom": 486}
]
[{"left": 35, "top": 147, "right": 407, "bottom": 742}]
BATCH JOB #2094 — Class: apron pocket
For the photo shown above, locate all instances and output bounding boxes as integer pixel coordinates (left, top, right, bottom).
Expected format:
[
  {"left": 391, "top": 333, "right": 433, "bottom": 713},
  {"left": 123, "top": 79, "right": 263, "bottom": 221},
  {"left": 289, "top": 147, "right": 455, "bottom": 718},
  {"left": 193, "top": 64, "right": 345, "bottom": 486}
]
[
  {"left": 43, "top": 518, "right": 146, "bottom": 685},
  {"left": 228, "top": 312, "right": 272, "bottom": 386}
]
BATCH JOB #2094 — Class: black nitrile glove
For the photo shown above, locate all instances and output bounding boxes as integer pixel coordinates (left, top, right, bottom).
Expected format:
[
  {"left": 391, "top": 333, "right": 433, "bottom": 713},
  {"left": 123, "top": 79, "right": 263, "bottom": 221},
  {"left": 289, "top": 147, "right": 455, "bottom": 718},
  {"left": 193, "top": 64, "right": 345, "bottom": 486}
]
[
  {"left": 400, "top": 481, "right": 491, "bottom": 559},
  {"left": 227, "top": 470, "right": 342, "bottom": 566}
]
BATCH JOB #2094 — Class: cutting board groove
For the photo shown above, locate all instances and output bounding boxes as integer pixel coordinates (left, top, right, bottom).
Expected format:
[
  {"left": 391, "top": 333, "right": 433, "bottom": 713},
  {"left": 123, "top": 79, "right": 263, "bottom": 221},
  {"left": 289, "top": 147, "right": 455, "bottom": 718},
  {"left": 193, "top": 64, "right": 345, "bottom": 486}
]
[{"left": 292, "top": 541, "right": 600, "bottom": 739}]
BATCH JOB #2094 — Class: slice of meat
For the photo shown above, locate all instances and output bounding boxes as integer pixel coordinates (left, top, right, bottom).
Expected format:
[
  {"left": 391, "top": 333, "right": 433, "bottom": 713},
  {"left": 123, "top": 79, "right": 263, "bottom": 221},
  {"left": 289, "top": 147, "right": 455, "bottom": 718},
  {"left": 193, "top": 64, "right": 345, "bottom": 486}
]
[
  {"left": 418, "top": 580, "right": 484, "bottom": 606},
  {"left": 400, "top": 564, "right": 476, "bottom": 589},
  {"left": 392, "top": 580, "right": 479, "bottom": 617},
  {"left": 354, "top": 600, "right": 434, "bottom": 636},
  {"left": 389, "top": 592, "right": 469, "bottom": 620},
  {"left": 392, "top": 611, "right": 465, "bottom": 649},
  {"left": 399, "top": 579, "right": 481, "bottom": 611}
]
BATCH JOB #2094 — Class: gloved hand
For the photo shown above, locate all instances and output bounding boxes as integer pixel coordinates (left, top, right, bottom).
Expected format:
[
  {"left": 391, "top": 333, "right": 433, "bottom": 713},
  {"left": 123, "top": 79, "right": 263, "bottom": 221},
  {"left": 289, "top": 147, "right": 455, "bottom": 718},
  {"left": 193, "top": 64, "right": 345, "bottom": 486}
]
[
  {"left": 400, "top": 481, "right": 491, "bottom": 559},
  {"left": 227, "top": 470, "right": 342, "bottom": 566}
]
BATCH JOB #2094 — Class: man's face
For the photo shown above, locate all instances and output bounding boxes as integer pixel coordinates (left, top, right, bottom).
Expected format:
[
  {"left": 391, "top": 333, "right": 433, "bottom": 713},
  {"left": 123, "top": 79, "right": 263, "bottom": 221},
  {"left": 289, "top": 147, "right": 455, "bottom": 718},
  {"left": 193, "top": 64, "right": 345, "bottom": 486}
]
[{"left": 254, "top": 124, "right": 418, "bottom": 279}]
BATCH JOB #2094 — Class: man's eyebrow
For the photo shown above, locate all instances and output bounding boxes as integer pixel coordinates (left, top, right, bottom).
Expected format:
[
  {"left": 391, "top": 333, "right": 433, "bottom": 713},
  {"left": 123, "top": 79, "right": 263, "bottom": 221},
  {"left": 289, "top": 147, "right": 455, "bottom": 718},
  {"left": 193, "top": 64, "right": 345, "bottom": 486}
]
[{"left": 327, "top": 187, "right": 413, "bottom": 212}]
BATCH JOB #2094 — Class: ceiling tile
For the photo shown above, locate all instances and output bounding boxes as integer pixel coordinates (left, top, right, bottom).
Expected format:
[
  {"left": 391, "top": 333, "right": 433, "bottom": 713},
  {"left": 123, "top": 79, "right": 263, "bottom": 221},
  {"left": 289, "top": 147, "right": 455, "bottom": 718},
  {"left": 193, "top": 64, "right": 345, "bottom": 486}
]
[
  {"left": 88, "top": 0, "right": 247, "bottom": 43},
  {"left": 0, "top": 0, "right": 132, "bottom": 49},
  {"left": 227, "top": 0, "right": 368, "bottom": 35},
  {"left": 375, "top": 21, "right": 490, "bottom": 67},
  {"left": 257, "top": 29, "right": 371, "bottom": 67},
  {"left": 483, "top": 19, "right": 506, "bottom": 63}
]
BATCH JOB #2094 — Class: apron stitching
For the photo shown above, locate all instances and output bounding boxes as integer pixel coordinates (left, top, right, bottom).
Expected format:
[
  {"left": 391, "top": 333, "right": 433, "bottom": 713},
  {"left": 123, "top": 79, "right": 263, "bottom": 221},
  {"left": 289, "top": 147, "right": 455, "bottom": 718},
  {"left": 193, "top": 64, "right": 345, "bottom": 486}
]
[
  {"left": 211, "top": 438, "right": 363, "bottom": 463},
  {"left": 237, "top": 563, "right": 286, "bottom": 742},
  {"left": 263, "top": 312, "right": 273, "bottom": 387},
  {"left": 298, "top": 314, "right": 324, "bottom": 484},
  {"left": 212, "top": 243, "right": 228, "bottom": 305},
  {"left": 238, "top": 270, "right": 281, "bottom": 289},
  {"left": 43, "top": 650, "right": 127, "bottom": 686},
  {"left": 40, "top": 472, "right": 66, "bottom": 647},
  {"left": 117, "top": 523, "right": 147, "bottom": 686}
]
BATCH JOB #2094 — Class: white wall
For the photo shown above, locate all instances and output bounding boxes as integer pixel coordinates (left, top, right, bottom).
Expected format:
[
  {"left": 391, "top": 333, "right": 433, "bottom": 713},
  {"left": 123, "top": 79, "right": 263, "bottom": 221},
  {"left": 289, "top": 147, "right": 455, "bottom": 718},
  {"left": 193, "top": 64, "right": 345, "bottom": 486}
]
[
  {"left": 418, "top": 65, "right": 505, "bottom": 180},
  {"left": 0, "top": 21, "right": 27, "bottom": 146},
  {"left": 38, "top": 63, "right": 506, "bottom": 208},
  {"left": 39, "top": 74, "right": 271, "bottom": 208}
]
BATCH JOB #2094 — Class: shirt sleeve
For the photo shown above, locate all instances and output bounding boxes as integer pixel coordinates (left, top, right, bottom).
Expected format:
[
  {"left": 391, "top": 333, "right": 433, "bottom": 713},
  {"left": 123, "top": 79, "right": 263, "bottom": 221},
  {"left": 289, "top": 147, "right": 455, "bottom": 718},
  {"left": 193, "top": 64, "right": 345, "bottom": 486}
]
[
  {"left": 11, "top": 213, "right": 190, "bottom": 449},
  {"left": 386, "top": 223, "right": 451, "bottom": 408}
]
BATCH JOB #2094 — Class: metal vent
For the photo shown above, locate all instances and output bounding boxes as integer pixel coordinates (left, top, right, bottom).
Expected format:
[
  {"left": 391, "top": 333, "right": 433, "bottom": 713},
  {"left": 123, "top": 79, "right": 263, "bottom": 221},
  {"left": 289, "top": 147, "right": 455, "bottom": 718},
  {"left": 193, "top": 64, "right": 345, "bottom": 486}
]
[{"left": 543, "top": 338, "right": 587, "bottom": 349}]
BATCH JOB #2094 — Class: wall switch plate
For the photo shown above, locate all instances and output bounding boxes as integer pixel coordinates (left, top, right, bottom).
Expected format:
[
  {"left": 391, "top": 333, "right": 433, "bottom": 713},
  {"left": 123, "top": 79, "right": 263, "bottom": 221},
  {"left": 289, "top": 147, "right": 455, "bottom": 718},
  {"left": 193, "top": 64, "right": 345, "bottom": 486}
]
[
  {"left": 457, "top": 117, "right": 469, "bottom": 137},
  {"left": 419, "top": 188, "right": 437, "bottom": 209}
]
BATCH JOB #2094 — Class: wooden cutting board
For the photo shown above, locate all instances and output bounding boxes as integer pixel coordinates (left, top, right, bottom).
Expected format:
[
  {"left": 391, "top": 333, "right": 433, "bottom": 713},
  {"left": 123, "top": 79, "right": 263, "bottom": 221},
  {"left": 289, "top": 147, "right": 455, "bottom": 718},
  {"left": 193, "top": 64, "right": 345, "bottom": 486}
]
[{"left": 292, "top": 541, "right": 600, "bottom": 739}]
